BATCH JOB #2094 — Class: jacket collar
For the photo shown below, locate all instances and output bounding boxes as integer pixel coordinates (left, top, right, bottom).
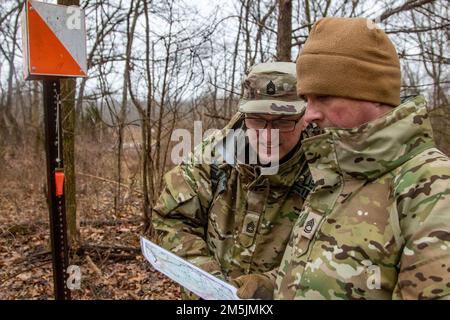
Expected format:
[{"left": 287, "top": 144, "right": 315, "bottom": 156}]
[{"left": 302, "top": 96, "right": 435, "bottom": 189}]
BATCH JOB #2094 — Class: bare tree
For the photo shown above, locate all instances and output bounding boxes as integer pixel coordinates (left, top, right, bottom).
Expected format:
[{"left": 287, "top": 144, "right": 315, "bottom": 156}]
[
  {"left": 277, "top": 0, "right": 292, "bottom": 61},
  {"left": 56, "top": 0, "right": 81, "bottom": 247}
]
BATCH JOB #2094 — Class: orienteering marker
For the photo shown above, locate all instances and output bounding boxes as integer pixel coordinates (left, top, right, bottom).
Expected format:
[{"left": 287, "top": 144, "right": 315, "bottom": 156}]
[{"left": 21, "top": 0, "right": 87, "bottom": 300}]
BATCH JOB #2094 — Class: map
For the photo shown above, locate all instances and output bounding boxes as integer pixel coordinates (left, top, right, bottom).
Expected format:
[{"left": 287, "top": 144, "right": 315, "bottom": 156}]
[{"left": 140, "top": 236, "right": 240, "bottom": 300}]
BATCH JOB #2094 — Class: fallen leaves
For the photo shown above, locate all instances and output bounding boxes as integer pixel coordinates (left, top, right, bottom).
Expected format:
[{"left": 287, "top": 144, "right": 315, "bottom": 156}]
[{"left": 0, "top": 144, "right": 181, "bottom": 300}]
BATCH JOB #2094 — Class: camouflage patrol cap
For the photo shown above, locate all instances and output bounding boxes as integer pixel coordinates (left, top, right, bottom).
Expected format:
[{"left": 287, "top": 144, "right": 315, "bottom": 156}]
[{"left": 238, "top": 62, "right": 306, "bottom": 115}]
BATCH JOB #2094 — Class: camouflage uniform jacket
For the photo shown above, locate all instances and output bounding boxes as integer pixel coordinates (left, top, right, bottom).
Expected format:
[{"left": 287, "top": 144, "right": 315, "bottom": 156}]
[
  {"left": 152, "top": 114, "right": 312, "bottom": 280},
  {"left": 274, "top": 96, "right": 450, "bottom": 300}
]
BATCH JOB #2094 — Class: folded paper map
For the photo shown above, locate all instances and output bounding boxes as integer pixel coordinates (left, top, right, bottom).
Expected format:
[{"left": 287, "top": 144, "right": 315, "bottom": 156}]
[{"left": 140, "top": 236, "right": 240, "bottom": 300}]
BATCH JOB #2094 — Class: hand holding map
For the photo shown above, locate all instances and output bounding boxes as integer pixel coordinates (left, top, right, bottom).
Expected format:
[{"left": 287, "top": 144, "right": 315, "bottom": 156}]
[{"left": 140, "top": 236, "right": 240, "bottom": 300}]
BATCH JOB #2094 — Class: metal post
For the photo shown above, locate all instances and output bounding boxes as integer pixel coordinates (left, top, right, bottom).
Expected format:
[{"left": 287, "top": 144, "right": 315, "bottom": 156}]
[{"left": 43, "top": 79, "right": 71, "bottom": 300}]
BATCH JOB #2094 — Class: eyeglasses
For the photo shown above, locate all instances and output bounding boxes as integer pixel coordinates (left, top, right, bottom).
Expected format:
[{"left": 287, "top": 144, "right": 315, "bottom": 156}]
[{"left": 244, "top": 116, "right": 302, "bottom": 132}]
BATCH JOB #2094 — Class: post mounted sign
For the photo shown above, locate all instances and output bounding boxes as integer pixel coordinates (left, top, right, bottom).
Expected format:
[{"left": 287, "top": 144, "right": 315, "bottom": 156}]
[
  {"left": 19, "top": 0, "right": 88, "bottom": 300},
  {"left": 21, "top": 0, "right": 87, "bottom": 79}
]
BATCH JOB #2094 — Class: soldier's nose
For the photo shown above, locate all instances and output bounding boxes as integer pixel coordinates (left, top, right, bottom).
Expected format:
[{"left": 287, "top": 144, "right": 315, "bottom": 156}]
[{"left": 304, "top": 104, "right": 323, "bottom": 126}]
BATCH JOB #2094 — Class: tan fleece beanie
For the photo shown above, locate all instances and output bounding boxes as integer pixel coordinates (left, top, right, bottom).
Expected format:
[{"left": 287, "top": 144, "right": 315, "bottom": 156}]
[{"left": 297, "top": 17, "right": 401, "bottom": 106}]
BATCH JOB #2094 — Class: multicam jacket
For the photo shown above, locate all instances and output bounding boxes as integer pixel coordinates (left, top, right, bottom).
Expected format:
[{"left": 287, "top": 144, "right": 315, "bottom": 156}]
[
  {"left": 274, "top": 96, "right": 450, "bottom": 300},
  {"left": 152, "top": 114, "right": 312, "bottom": 281}
]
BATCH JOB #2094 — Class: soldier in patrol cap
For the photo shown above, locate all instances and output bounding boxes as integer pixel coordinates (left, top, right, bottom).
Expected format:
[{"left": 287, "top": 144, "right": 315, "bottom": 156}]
[
  {"left": 240, "top": 17, "right": 450, "bottom": 300},
  {"left": 151, "top": 61, "right": 313, "bottom": 299}
]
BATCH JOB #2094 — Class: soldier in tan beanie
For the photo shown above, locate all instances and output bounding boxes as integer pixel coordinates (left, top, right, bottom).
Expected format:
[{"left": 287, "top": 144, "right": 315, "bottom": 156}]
[
  {"left": 298, "top": 17, "right": 401, "bottom": 106},
  {"left": 298, "top": 17, "right": 400, "bottom": 128},
  {"left": 238, "top": 17, "right": 450, "bottom": 300}
]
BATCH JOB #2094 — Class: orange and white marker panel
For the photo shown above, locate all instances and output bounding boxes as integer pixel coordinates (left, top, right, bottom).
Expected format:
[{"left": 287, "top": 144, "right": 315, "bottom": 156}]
[{"left": 21, "top": 0, "right": 87, "bottom": 79}]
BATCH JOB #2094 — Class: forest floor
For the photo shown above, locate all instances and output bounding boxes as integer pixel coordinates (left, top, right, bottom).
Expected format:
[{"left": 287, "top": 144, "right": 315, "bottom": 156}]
[{"left": 0, "top": 136, "right": 181, "bottom": 300}]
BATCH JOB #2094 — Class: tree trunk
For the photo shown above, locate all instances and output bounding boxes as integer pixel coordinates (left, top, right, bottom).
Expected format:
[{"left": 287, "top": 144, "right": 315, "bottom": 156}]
[
  {"left": 60, "top": 78, "right": 78, "bottom": 246},
  {"left": 2, "top": 8, "right": 21, "bottom": 144},
  {"left": 58, "top": 0, "right": 80, "bottom": 246},
  {"left": 31, "top": 81, "right": 42, "bottom": 155},
  {"left": 276, "top": 0, "right": 292, "bottom": 62},
  {"left": 117, "top": 0, "right": 140, "bottom": 214}
]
